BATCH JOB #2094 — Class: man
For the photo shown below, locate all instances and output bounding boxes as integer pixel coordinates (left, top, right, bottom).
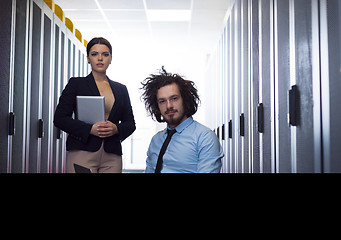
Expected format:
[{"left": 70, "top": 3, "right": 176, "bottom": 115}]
[{"left": 141, "top": 67, "right": 223, "bottom": 173}]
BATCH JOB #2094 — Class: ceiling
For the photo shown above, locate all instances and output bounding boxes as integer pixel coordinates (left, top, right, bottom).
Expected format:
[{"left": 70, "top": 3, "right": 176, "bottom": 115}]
[{"left": 53, "top": 0, "right": 231, "bottom": 54}]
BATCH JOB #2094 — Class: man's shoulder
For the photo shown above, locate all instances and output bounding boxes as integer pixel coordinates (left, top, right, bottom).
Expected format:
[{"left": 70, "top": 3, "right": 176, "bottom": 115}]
[
  {"left": 190, "top": 120, "right": 214, "bottom": 135},
  {"left": 151, "top": 129, "right": 166, "bottom": 141}
]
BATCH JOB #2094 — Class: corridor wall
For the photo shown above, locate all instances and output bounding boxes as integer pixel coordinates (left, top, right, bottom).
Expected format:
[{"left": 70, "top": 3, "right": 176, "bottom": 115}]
[
  {"left": 206, "top": 0, "right": 341, "bottom": 173},
  {"left": 0, "top": 0, "right": 89, "bottom": 173}
]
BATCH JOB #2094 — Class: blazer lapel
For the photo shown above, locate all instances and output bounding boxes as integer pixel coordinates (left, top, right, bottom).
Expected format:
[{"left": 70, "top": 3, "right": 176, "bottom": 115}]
[
  {"left": 86, "top": 72, "right": 101, "bottom": 96},
  {"left": 86, "top": 73, "right": 119, "bottom": 121},
  {"left": 107, "top": 77, "right": 120, "bottom": 121}
]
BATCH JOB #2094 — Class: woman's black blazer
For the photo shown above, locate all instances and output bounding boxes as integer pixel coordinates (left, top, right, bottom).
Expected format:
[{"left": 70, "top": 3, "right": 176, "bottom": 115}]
[{"left": 54, "top": 73, "right": 136, "bottom": 155}]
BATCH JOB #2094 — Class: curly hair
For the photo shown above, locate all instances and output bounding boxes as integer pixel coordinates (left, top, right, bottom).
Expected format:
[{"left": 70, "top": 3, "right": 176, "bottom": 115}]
[{"left": 140, "top": 66, "right": 200, "bottom": 123}]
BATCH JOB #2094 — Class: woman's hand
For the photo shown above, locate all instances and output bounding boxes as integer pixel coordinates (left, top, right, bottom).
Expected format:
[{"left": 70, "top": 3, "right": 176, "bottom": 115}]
[{"left": 90, "top": 121, "right": 118, "bottom": 138}]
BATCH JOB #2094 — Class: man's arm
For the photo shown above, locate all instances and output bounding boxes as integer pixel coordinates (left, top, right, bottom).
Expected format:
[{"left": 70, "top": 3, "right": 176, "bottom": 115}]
[
  {"left": 197, "top": 130, "right": 224, "bottom": 173},
  {"left": 145, "top": 155, "right": 154, "bottom": 173},
  {"left": 145, "top": 140, "right": 155, "bottom": 173}
]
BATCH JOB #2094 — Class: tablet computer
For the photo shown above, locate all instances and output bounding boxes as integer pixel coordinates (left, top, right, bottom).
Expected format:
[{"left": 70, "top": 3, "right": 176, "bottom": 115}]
[
  {"left": 74, "top": 163, "right": 92, "bottom": 173},
  {"left": 76, "top": 96, "right": 105, "bottom": 124}
]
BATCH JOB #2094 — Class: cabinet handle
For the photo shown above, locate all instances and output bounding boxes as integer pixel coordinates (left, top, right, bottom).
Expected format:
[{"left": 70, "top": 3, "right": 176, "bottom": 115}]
[
  {"left": 56, "top": 128, "right": 61, "bottom": 139},
  {"left": 8, "top": 112, "right": 15, "bottom": 136},
  {"left": 258, "top": 103, "right": 264, "bottom": 133},
  {"left": 240, "top": 113, "right": 245, "bottom": 136},
  {"left": 222, "top": 124, "right": 225, "bottom": 140},
  {"left": 228, "top": 120, "right": 232, "bottom": 139},
  {"left": 38, "top": 119, "right": 44, "bottom": 138},
  {"left": 289, "top": 85, "right": 299, "bottom": 126}
]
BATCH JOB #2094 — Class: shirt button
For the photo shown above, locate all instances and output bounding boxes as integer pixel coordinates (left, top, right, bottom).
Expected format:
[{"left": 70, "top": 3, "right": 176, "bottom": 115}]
[{"left": 164, "top": 164, "right": 167, "bottom": 167}]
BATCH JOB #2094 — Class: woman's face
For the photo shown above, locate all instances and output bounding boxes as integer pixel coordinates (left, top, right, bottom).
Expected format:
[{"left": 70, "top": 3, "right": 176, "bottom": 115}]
[{"left": 87, "top": 44, "right": 112, "bottom": 74}]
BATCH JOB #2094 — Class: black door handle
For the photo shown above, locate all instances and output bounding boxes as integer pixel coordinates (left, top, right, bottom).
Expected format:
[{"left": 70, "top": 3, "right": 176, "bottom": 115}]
[
  {"left": 289, "top": 85, "right": 299, "bottom": 126},
  {"left": 240, "top": 113, "right": 245, "bottom": 136},
  {"left": 8, "top": 112, "right": 15, "bottom": 136},
  {"left": 258, "top": 103, "right": 264, "bottom": 133},
  {"left": 222, "top": 124, "right": 225, "bottom": 140},
  {"left": 228, "top": 120, "right": 232, "bottom": 139},
  {"left": 56, "top": 128, "right": 61, "bottom": 139},
  {"left": 38, "top": 119, "right": 44, "bottom": 138}
]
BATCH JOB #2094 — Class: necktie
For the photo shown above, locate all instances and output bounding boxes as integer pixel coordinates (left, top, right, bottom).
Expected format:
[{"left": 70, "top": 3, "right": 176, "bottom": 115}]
[{"left": 155, "top": 129, "right": 177, "bottom": 173}]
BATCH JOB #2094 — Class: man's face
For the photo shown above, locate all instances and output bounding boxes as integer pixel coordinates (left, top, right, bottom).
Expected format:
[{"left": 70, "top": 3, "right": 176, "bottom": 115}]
[{"left": 157, "top": 83, "right": 187, "bottom": 129}]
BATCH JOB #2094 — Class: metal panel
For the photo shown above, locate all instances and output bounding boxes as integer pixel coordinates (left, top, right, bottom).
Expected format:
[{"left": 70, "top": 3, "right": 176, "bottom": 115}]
[
  {"left": 226, "top": 17, "right": 232, "bottom": 173},
  {"left": 221, "top": 27, "right": 227, "bottom": 173},
  {"left": 52, "top": 23, "right": 60, "bottom": 173},
  {"left": 61, "top": 30, "right": 78, "bottom": 173},
  {"left": 311, "top": 0, "right": 322, "bottom": 172},
  {"left": 241, "top": 0, "right": 249, "bottom": 173},
  {"left": 294, "top": 0, "right": 320, "bottom": 172},
  {"left": 52, "top": 15, "right": 67, "bottom": 173},
  {"left": 12, "top": 0, "right": 29, "bottom": 173},
  {"left": 0, "top": 0, "right": 15, "bottom": 172},
  {"left": 247, "top": 0, "right": 253, "bottom": 172},
  {"left": 250, "top": 0, "right": 260, "bottom": 173},
  {"left": 234, "top": 0, "right": 242, "bottom": 173},
  {"left": 321, "top": 0, "right": 341, "bottom": 172},
  {"left": 26, "top": 0, "right": 43, "bottom": 173},
  {"left": 55, "top": 28, "right": 66, "bottom": 173},
  {"left": 230, "top": 3, "right": 236, "bottom": 172},
  {"left": 258, "top": 0, "right": 274, "bottom": 173},
  {"left": 41, "top": 4, "right": 54, "bottom": 173},
  {"left": 274, "top": 0, "right": 291, "bottom": 172}
]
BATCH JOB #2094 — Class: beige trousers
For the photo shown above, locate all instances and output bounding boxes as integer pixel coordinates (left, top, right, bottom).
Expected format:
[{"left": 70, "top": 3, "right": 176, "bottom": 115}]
[{"left": 66, "top": 142, "right": 122, "bottom": 173}]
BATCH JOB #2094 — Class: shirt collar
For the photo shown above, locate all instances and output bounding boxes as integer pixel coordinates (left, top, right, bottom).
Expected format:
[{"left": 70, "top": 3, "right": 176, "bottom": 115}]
[{"left": 166, "top": 116, "right": 194, "bottom": 134}]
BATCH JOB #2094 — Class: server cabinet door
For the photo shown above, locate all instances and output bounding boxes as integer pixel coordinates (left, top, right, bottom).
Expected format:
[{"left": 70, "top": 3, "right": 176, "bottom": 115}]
[
  {"left": 55, "top": 29, "right": 66, "bottom": 173},
  {"left": 250, "top": 0, "right": 260, "bottom": 173},
  {"left": 241, "top": 0, "right": 250, "bottom": 173},
  {"left": 218, "top": 35, "right": 226, "bottom": 173},
  {"left": 0, "top": 0, "right": 14, "bottom": 172},
  {"left": 233, "top": 0, "right": 243, "bottom": 173},
  {"left": 11, "top": 0, "right": 29, "bottom": 173},
  {"left": 52, "top": 22, "right": 60, "bottom": 173},
  {"left": 229, "top": 3, "right": 236, "bottom": 172},
  {"left": 26, "top": 0, "right": 44, "bottom": 172},
  {"left": 274, "top": 0, "right": 292, "bottom": 172},
  {"left": 258, "top": 0, "right": 274, "bottom": 173},
  {"left": 274, "top": 0, "right": 321, "bottom": 173},
  {"left": 40, "top": 4, "right": 54, "bottom": 173},
  {"left": 321, "top": 0, "right": 341, "bottom": 172},
  {"left": 293, "top": 0, "right": 321, "bottom": 172},
  {"left": 226, "top": 17, "right": 232, "bottom": 173},
  {"left": 52, "top": 16, "right": 66, "bottom": 173}
]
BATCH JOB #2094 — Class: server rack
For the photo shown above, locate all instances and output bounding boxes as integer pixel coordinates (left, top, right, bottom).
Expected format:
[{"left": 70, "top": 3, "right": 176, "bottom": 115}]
[
  {"left": 0, "top": 0, "right": 88, "bottom": 173},
  {"left": 207, "top": 0, "right": 341, "bottom": 173}
]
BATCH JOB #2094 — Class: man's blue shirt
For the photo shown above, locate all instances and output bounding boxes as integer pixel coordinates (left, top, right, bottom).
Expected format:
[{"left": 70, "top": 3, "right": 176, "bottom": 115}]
[{"left": 145, "top": 117, "right": 224, "bottom": 173}]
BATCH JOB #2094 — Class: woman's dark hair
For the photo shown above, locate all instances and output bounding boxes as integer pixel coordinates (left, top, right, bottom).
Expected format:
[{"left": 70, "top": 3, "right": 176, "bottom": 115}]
[
  {"left": 140, "top": 66, "right": 200, "bottom": 123},
  {"left": 86, "top": 37, "right": 112, "bottom": 56}
]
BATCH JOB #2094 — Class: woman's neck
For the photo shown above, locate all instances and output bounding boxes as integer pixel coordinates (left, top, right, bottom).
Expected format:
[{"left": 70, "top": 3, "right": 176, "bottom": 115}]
[{"left": 92, "top": 70, "right": 107, "bottom": 82}]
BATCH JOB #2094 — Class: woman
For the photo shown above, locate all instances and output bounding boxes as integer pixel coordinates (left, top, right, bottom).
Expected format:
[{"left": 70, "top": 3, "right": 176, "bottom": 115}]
[{"left": 54, "top": 37, "right": 136, "bottom": 173}]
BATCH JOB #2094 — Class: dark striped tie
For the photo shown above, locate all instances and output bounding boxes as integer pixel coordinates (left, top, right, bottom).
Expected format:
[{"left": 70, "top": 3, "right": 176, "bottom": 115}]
[{"left": 155, "top": 129, "right": 177, "bottom": 173}]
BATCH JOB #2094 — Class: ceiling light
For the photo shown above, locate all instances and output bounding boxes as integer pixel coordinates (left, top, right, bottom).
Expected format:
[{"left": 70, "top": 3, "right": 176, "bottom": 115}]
[{"left": 146, "top": 10, "right": 191, "bottom": 22}]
